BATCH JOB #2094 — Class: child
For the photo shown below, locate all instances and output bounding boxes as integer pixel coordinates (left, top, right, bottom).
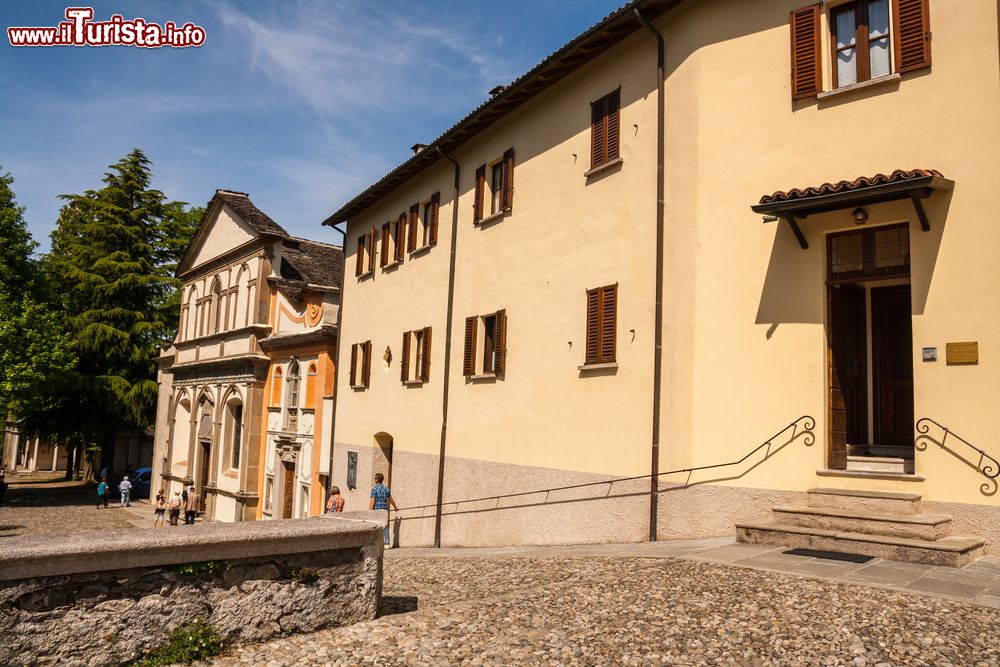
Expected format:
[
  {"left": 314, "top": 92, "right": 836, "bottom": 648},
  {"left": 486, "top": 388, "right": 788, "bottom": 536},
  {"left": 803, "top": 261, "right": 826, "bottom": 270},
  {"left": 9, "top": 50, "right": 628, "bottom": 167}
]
[
  {"left": 153, "top": 491, "right": 166, "bottom": 527},
  {"left": 326, "top": 486, "right": 345, "bottom": 513}
]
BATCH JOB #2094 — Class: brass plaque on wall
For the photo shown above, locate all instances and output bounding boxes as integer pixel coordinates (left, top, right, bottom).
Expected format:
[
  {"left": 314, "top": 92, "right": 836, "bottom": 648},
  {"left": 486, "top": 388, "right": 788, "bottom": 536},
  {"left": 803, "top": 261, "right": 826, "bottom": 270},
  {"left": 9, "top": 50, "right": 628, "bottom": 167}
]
[{"left": 946, "top": 342, "right": 979, "bottom": 365}]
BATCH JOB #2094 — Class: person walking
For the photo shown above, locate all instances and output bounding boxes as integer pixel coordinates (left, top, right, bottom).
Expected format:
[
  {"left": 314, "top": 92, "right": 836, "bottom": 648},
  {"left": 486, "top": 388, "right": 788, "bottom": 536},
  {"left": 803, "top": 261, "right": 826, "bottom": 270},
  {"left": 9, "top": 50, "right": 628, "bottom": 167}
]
[
  {"left": 167, "top": 491, "right": 182, "bottom": 525},
  {"left": 118, "top": 475, "right": 132, "bottom": 507},
  {"left": 369, "top": 473, "right": 397, "bottom": 546},
  {"left": 153, "top": 491, "right": 166, "bottom": 527},
  {"left": 96, "top": 477, "right": 109, "bottom": 509},
  {"left": 184, "top": 486, "right": 200, "bottom": 525},
  {"left": 326, "top": 486, "right": 345, "bottom": 513}
]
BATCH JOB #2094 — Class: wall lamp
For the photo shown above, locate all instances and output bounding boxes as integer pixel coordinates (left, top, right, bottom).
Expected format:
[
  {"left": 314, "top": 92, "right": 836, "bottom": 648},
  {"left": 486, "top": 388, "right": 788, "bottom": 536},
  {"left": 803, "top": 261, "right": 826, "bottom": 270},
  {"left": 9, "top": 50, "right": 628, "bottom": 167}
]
[{"left": 852, "top": 207, "right": 869, "bottom": 225}]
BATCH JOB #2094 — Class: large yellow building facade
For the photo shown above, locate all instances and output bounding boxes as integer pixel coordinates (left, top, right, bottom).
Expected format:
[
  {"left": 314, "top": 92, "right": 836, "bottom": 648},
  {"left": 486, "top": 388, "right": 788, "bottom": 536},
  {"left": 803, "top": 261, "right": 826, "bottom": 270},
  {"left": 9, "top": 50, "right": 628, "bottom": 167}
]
[{"left": 325, "top": 0, "right": 1000, "bottom": 550}]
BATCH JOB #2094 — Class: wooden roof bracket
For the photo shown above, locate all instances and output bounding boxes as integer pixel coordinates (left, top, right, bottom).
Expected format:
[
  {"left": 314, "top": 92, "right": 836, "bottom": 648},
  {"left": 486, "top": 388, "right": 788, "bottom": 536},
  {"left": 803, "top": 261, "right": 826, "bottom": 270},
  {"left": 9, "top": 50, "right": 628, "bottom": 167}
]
[
  {"left": 783, "top": 213, "right": 809, "bottom": 249},
  {"left": 909, "top": 191, "right": 931, "bottom": 232}
]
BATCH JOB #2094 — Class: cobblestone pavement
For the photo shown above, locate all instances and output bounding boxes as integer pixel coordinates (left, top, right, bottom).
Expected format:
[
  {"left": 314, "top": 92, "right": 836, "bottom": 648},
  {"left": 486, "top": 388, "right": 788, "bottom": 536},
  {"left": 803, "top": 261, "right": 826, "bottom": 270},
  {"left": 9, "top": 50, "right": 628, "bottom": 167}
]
[
  {"left": 211, "top": 555, "right": 1000, "bottom": 666},
  {"left": 0, "top": 475, "right": 138, "bottom": 536}
]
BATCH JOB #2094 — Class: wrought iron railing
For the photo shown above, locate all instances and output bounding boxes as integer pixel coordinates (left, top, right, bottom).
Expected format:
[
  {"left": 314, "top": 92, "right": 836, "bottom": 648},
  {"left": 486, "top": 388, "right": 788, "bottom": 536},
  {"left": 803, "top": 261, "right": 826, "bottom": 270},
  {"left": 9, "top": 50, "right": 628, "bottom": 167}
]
[
  {"left": 915, "top": 417, "right": 1000, "bottom": 495},
  {"left": 393, "top": 415, "right": 815, "bottom": 515}
]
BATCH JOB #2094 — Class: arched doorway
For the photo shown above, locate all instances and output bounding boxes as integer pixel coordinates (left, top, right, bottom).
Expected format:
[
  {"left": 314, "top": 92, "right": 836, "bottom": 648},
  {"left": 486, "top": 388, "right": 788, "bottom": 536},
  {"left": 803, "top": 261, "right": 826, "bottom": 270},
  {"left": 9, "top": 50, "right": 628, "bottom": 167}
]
[{"left": 373, "top": 432, "right": 393, "bottom": 490}]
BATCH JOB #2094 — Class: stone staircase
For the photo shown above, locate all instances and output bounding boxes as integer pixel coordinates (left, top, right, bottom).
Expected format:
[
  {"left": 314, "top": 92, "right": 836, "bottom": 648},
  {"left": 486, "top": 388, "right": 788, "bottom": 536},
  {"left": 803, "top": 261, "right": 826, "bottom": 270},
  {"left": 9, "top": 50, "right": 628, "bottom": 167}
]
[{"left": 736, "top": 487, "right": 985, "bottom": 567}]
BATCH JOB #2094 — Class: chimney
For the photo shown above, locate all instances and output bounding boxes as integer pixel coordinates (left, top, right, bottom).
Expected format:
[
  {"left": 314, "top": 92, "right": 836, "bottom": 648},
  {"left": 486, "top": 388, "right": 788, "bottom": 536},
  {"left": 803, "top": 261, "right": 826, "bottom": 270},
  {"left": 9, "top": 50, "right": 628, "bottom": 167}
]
[
  {"left": 411, "top": 143, "right": 428, "bottom": 155},
  {"left": 489, "top": 84, "right": 506, "bottom": 97}
]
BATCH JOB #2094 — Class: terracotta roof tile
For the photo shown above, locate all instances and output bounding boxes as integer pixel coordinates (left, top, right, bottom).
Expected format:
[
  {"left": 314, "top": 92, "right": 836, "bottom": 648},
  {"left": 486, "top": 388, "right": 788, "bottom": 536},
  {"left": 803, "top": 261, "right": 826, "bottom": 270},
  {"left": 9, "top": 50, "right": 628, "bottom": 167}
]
[
  {"left": 215, "top": 190, "right": 289, "bottom": 237},
  {"left": 758, "top": 169, "right": 944, "bottom": 206}
]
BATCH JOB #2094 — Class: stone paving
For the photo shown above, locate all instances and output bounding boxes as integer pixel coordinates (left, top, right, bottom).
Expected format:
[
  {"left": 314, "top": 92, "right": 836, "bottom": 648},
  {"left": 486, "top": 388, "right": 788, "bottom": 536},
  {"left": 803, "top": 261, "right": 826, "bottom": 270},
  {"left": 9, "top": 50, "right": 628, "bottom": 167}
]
[
  {"left": 211, "top": 545, "right": 1000, "bottom": 666},
  {"left": 0, "top": 474, "right": 138, "bottom": 536}
]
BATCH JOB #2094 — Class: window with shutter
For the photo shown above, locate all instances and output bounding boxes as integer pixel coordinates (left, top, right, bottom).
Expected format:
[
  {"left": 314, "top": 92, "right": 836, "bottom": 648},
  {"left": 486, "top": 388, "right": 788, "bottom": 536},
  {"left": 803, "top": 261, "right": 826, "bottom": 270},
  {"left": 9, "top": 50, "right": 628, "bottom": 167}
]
[
  {"left": 590, "top": 89, "right": 621, "bottom": 169},
  {"left": 585, "top": 284, "right": 617, "bottom": 365},
  {"left": 355, "top": 235, "right": 365, "bottom": 277},
  {"left": 394, "top": 214, "right": 405, "bottom": 262},
  {"left": 464, "top": 310, "right": 508, "bottom": 378},
  {"left": 362, "top": 341, "right": 372, "bottom": 388},
  {"left": 420, "top": 327, "right": 432, "bottom": 382},
  {"left": 400, "top": 331, "right": 410, "bottom": 383},
  {"left": 790, "top": 5, "right": 822, "bottom": 99},
  {"left": 830, "top": 0, "right": 893, "bottom": 88},
  {"left": 407, "top": 205, "right": 418, "bottom": 253},
  {"left": 893, "top": 0, "right": 930, "bottom": 73},
  {"left": 349, "top": 342, "right": 371, "bottom": 389},
  {"left": 367, "top": 227, "right": 376, "bottom": 273},
  {"left": 463, "top": 316, "right": 477, "bottom": 377},
  {"left": 380, "top": 222, "right": 390, "bottom": 268},
  {"left": 500, "top": 148, "right": 514, "bottom": 211},
  {"left": 429, "top": 192, "right": 440, "bottom": 245},
  {"left": 494, "top": 309, "right": 506, "bottom": 375},
  {"left": 473, "top": 165, "right": 485, "bottom": 223},
  {"left": 349, "top": 343, "right": 358, "bottom": 387}
]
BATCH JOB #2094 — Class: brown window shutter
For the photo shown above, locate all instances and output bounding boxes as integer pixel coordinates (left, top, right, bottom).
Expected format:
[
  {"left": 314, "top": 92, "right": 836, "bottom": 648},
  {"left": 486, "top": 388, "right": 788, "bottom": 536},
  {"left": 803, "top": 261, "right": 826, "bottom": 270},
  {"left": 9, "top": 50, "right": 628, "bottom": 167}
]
[
  {"left": 367, "top": 228, "right": 376, "bottom": 272},
  {"left": 473, "top": 165, "right": 485, "bottom": 222},
  {"left": 789, "top": 5, "right": 821, "bottom": 100},
  {"left": 591, "top": 96, "right": 607, "bottom": 168},
  {"left": 585, "top": 288, "right": 600, "bottom": 365},
  {"left": 400, "top": 331, "right": 410, "bottom": 382},
  {"left": 407, "top": 205, "right": 418, "bottom": 252},
  {"left": 606, "top": 89, "right": 620, "bottom": 161},
  {"left": 494, "top": 309, "right": 506, "bottom": 375},
  {"left": 893, "top": 0, "right": 931, "bottom": 73},
  {"left": 600, "top": 285, "right": 617, "bottom": 363},
  {"left": 463, "top": 316, "right": 477, "bottom": 377},
  {"left": 429, "top": 192, "right": 440, "bottom": 246},
  {"left": 363, "top": 341, "right": 372, "bottom": 388},
  {"left": 380, "top": 222, "right": 390, "bottom": 267},
  {"left": 500, "top": 148, "right": 514, "bottom": 211},
  {"left": 355, "top": 235, "right": 365, "bottom": 276},
  {"left": 395, "top": 215, "right": 406, "bottom": 262},
  {"left": 421, "top": 327, "right": 432, "bottom": 382},
  {"left": 349, "top": 343, "right": 358, "bottom": 386}
]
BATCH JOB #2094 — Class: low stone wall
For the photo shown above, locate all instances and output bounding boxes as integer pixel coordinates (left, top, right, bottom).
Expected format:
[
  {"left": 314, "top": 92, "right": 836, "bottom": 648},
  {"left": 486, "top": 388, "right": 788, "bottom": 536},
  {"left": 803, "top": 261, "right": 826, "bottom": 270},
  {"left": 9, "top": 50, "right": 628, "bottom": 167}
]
[{"left": 0, "top": 512, "right": 384, "bottom": 666}]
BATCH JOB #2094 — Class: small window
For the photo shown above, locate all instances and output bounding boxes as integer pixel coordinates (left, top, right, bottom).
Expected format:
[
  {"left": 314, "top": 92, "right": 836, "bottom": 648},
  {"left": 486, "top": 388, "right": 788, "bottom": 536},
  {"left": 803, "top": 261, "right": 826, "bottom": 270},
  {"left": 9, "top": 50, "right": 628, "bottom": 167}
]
[
  {"left": 585, "top": 284, "right": 617, "bottom": 365},
  {"left": 393, "top": 214, "right": 406, "bottom": 262},
  {"left": 831, "top": 0, "right": 891, "bottom": 88},
  {"left": 228, "top": 403, "right": 243, "bottom": 469},
  {"left": 349, "top": 341, "right": 372, "bottom": 389},
  {"left": 355, "top": 229, "right": 376, "bottom": 277},
  {"left": 590, "top": 89, "right": 620, "bottom": 169},
  {"left": 474, "top": 149, "right": 514, "bottom": 222},
  {"left": 828, "top": 224, "right": 909, "bottom": 281},
  {"left": 285, "top": 359, "right": 300, "bottom": 427},
  {"left": 400, "top": 327, "right": 432, "bottom": 383},
  {"left": 464, "top": 310, "right": 507, "bottom": 377},
  {"left": 406, "top": 193, "right": 439, "bottom": 252}
]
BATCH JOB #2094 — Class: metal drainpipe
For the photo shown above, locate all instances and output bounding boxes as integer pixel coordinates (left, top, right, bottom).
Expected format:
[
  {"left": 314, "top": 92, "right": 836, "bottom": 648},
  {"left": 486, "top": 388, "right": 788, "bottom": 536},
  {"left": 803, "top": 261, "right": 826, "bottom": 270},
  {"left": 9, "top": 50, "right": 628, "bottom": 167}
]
[
  {"left": 434, "top": 146, "right": 461, "bottom": 548},
  {"left": 634, "top": 8, "right": 666, "bottom": 542},
  {"left": 326, "top": 224, "right": 346, "bottom": 503}
]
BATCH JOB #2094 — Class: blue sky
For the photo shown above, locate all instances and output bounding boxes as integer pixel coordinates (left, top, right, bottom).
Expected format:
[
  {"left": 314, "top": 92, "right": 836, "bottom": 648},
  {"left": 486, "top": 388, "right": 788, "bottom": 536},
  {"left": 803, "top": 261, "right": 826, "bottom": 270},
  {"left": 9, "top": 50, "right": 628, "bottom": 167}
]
[{"left": 1, "top": 0, "right": 622, "bottom": 252}]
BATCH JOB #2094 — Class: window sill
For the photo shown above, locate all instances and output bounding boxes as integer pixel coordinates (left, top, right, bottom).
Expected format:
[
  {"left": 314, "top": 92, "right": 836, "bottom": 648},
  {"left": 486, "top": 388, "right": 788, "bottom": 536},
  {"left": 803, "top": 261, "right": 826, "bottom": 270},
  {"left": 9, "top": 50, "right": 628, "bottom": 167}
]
[
  {"left": 357, "top": 269, "right": 374, "bottom": 281},
  {"left": 349, "top": 384, "right": 367, "bottom": 391},
  {"left": 403, "top": 380, "right": 425, "bottom": 387},
  {"left": 382, "top": 259, "right": 403, "bottom": 272},
  {"left": 816, "top": 73, "right": 901, "bottom": 101},
  {"left": 577, "top": 362, "right": 618, "bottom": 371},
  {"left": 475, "top": 210, "right": 508, "bottom": 228},
  {"left": 468, "top": 373, "right": 497, "bottom": 382},
  {"left": 409, "top": 245, "right": 432, "bottom": 259},
  {"left": 223, "top": 469, "right": 239, "bottom": 479},
  {"left": 584, "top": 157, "right": 624, "bottom": 179}
]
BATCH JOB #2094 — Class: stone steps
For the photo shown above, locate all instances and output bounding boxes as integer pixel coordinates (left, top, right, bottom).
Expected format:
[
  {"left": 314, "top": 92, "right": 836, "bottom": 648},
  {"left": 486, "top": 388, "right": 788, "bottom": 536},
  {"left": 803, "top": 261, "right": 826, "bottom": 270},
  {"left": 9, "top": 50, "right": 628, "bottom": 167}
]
[
  {"left": 735, "top": 521, "right": 984, "bottom": 567},
  {"left": 771, "top": 504, "right": 951, "bottom": 540},
  {"left": 736, "top": 487, "right": 986, "bottom": 567},
  {"left": 846, "top": 455, "right": 914, "bottom": 474}
]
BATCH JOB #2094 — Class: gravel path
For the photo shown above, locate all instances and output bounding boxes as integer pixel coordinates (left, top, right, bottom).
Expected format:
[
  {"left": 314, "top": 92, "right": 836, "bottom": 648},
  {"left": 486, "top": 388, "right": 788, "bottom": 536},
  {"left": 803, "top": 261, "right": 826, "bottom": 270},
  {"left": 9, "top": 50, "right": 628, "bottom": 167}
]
[{"left": 211, "top": 556, "right": 1000, "bottom": 666}]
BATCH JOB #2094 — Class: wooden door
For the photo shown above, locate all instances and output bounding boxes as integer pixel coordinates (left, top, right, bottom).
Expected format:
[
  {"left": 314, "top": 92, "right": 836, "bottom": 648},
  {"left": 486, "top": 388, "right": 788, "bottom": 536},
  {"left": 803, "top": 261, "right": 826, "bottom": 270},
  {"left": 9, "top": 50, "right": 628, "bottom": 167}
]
[
  {"left": 198, "top": 441, "right": 211, "bottom": 512},
  {"left": 872, "top": 285, "right": 914, "bottom": 447},
  {"left": 828, "top": 284, "right": 867, "bottom": 469},
  {"left": 281, "top": 461, "right": 295, "bottom": 519}
]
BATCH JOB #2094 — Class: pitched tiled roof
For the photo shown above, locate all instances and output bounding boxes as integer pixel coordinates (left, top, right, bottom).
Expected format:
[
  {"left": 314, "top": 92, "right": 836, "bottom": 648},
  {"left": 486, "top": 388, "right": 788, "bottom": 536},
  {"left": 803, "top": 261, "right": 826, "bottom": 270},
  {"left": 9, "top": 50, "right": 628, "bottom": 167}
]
[
  {"left": 280, "top": 238, "right": 344, "bottom": 289},
  {"left": 215, "top": 190, "right": 289, "bottom": 237},
  {"left": 758, "top": 169, "right": 945, "bottom": 205},
  {"left": 322, "top": 0, "right": 680, "bottom": 226}
]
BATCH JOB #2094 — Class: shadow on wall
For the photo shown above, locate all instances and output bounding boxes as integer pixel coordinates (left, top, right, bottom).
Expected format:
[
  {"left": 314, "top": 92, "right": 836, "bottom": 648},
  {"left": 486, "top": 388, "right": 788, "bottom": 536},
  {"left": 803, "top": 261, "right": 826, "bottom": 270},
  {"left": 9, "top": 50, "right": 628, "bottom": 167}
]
[
  {"left": 754, "top": 189, "right": 953, "bottom": 335},
  {"left": 392, "top": 416, "right": 815, "bottom": 521}
]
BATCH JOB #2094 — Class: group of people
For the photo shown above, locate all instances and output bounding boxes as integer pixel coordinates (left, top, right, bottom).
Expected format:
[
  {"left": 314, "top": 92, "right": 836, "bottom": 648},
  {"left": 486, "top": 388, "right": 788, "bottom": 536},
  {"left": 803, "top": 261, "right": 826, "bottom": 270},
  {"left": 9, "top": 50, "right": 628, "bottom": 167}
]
[
  {"left": 326, "top": 473, "right": 398, "bottom": 546},
  {"left": 95, "top": 474, "right": 133, "bottom": 508},
  {"left": 152, "top": 485, "right": 200, "bottom": 526}
]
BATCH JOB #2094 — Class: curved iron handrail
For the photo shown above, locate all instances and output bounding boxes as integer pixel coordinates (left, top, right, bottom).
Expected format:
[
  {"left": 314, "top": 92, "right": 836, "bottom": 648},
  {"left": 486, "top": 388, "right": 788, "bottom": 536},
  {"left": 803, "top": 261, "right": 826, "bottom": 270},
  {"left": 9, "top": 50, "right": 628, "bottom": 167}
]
[
  {"left": 915, "top": 417, "right": 1000, "bottom": 495},
  {"left": 391, "top": 415, "right": 815, "bottom": 514}
]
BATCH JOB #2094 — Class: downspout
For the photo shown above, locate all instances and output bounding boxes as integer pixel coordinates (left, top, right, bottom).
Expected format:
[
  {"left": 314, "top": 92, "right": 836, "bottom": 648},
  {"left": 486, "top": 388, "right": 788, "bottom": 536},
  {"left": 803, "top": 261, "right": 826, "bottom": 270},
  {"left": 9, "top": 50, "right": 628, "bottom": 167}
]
[
  {"left": 434, "top": 145, "right": 461, "bottom": 548},
  {"left": 634, "top": 8, "right": 665, "bottom": 542},
  {"left": 326, "top": 224, "right": 346, "bottom": 504}
]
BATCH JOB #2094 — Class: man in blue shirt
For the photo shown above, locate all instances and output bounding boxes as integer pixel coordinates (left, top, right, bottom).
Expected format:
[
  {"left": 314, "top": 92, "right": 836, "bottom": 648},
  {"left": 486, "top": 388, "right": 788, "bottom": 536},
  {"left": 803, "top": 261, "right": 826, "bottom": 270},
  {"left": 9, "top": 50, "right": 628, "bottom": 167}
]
[{"left": 369, "top": 473, "right": 397, "bottom": 546}]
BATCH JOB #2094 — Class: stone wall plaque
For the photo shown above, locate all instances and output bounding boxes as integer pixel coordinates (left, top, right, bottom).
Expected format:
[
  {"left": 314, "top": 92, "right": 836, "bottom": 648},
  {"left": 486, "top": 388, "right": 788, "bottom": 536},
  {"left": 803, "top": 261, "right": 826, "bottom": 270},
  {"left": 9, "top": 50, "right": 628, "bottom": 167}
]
[{"left": 946, "top": 341, "right": 979, "bottom": 365}]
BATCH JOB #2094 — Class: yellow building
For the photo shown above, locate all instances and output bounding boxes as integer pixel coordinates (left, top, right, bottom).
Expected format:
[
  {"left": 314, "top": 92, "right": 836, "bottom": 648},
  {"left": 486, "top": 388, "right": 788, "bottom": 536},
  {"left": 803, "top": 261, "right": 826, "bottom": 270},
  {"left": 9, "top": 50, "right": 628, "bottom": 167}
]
[
  {"left": 323, "top": 0, "right": 1000, "bottom": 558},
  {"left": 152, "top": 190, "right": 342, "bottom": 522}
]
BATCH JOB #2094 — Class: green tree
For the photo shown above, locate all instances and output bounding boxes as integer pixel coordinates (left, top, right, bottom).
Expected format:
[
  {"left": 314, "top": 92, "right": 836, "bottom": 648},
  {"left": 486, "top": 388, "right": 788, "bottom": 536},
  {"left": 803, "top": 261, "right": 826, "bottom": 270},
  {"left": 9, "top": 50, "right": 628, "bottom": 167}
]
[{"left": 44, "top": 149, "right": 198, "bottom": 471}]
